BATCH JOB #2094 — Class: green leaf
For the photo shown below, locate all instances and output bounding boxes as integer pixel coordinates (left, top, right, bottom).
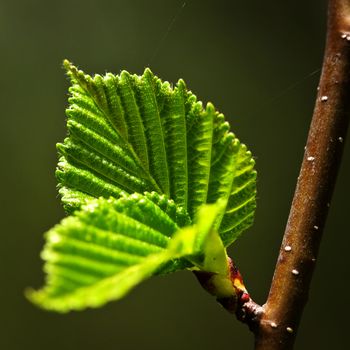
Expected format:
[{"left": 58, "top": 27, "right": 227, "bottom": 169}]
[
  {"left": 58, "top": 60, "right": 256, "bottom": 245},
  {"left": 29, "top": 61, "right": 257, "bottom": 312},
  {"left": 27, "top": 194, "right": 225, "bottom": 312}
]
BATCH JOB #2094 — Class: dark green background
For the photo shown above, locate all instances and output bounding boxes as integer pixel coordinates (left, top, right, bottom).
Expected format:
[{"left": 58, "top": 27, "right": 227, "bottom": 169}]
[{"left": 1, "top": 0, "right": 348, "bottom": 349}]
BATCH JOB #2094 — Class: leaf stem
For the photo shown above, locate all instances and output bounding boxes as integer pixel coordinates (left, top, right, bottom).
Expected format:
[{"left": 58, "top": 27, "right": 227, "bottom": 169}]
[{"left": 254, "top": 0, "right": 350, "bottom": 348}]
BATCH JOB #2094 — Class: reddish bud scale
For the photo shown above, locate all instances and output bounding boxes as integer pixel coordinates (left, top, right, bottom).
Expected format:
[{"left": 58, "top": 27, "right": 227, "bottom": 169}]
[
  {"left": 194, "top": 257, "right": 251, "bottom": 314},
  {"left": 228, "top": 257, "right": 250, "bottom": 304}
]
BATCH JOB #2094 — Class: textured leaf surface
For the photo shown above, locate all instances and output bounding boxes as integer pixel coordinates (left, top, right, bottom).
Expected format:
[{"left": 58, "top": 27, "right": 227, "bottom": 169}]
[
  {"left": 30, "top": 61, "right": 257, "bottom": 311},
  {"left": 28, "top": 195, "right": 225, "bottom": 312},
  {"left": 58, "top": 60, "right": 256, "bottom": 243}
]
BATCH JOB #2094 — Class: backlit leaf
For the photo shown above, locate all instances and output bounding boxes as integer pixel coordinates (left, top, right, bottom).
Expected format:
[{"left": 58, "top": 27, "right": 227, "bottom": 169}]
[
  {"left": 28, "top": 195, "right": 225, "bottom": 312},
  {"left": 29, "top": 61, "right": 257, "bottom": 312}
]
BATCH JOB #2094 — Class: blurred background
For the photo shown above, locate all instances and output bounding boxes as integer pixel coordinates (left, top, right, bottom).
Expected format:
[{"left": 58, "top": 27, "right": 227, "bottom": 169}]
[{"left": 1, "top": 0, "right": 348, "bottom": 349}]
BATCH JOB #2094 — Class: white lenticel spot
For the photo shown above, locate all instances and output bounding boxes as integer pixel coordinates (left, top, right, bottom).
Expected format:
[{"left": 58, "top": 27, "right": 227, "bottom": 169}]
[
  {"left": 307, "top": 156, "right": 315, "bottom": 161},
  {"left": 284, "top": 246, "right": 292, "bottom": 252},
  {"left": 270, "top": 322, "right": 278, "bottom": 328},
  {"left": 321, "top": 96, "right": 328, "bottom": 101},
  {"left": 286, "top": 327, "right": 294, "bottom": 334},
  {"left": 292, "top": 269, "right": 299, "bottom": 276}
]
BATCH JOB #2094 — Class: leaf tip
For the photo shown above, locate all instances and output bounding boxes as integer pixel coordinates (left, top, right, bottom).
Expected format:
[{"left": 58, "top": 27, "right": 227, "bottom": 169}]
[
  {"left": 63, "top": 59, "right": 77, "bottom": 76},
  {"left": 63, "top": 58, "right": 72, "bottom": 69},
  {"left": 56, "top": 142, "right": 67, "bottom": 155},
  {"left": 26, "top": 287, "right": 70, "bottom": 313},
  {"left": 25, "top": 287, "right": 43, "bottom": 308},
  {"left": 62, "top": 60, "right": 90, "bottom": 88},
  {"left": 206, "top": 102, "right": 215, "bottom": 113},
  {"left": 176, "top": 79, "right": 187, "bottom": 92},
  {"left": 143, "top": 67, "right": 154, "bottom": 77},
  {"left": 120, "top": 69, "right": 131, "bottom": 81}
]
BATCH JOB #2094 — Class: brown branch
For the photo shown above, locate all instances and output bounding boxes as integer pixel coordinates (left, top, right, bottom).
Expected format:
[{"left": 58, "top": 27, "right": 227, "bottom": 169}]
[
  {"left": 195, "top": 1, "right": 349, "bottom": 346},
  {"left": 253, "top": 0, "right": 350, "bottom": 348}
]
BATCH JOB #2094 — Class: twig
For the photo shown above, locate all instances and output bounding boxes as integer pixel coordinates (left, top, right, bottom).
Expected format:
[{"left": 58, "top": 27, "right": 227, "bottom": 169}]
[
  {"left": 196, "top": 1, "right": 349, "bottom": 346},
  {"left": 254, "top": 0, "right": 350, "bottom": 348},
  {"left": 194, "top": 258, "right": 264, "bottom": 332}
]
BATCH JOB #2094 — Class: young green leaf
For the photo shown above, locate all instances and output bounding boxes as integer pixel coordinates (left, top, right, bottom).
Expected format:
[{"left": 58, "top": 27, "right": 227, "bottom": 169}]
[
  {"left": 29, "top": 61, "right": 257, "bottom": 312},
  {"left": 59, "top": 60, "right": 256, "bottom": 245},
  {"left": 27, "top": 195, "right": 226, "bottom": 312}
]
